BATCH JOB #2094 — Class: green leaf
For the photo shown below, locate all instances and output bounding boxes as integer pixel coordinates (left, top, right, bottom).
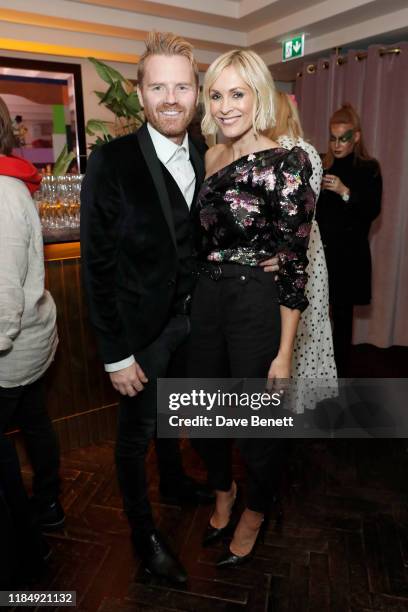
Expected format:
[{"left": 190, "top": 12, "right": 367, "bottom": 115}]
[
  {"left": 106, "top": 82, "right": 131, "bottom": 117},
  {"left": 98, "top": 83, "right": 117, "bottom": 106},
  {"left": 124, "top": 92, "right": 141, "bottom": 115},
  {"left": 113, "top": 80, "right": 128, "bottom": 102},
  {"left": 53, "top": 144, "right": 76, "bottom": 176},
  {"left": 88, "top": 57, "right": 125, "bottom": 84},
  {"left": 106, "top": 101, "right": 127, "bottom": 118},
  {"left": 85, "top": 119, "right": 111, "bottom": 138},
  {"left": 99, "top": 82, "right": 129, "bottom": 114},
  {"left": 94, "top": 91, "right": 106, "bottom": 101}
]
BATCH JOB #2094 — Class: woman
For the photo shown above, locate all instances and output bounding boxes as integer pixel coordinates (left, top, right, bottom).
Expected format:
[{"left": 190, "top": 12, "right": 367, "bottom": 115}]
[
  {"left": 189, "top": 50, "right": 315, "bottom": 566},
  {"left": 316, "top": 104, "right": 382, "bottom": 376},
  {"left": 269, "top": 92, "right": 337, "bottom": 412},
  {"left": 0, "top": 96, "right": 59, "bottom": 581}
]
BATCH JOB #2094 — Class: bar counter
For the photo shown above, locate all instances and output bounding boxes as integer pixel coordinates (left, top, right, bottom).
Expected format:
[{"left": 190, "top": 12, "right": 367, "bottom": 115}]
[{"left": 43, "top": 241, "right": 118, "bottom": 452}]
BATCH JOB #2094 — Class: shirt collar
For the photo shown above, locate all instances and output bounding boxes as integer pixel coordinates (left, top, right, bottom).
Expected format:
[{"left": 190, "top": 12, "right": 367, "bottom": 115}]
[{"left": 147, "top": 122, "right": 190, "bottom": 165}]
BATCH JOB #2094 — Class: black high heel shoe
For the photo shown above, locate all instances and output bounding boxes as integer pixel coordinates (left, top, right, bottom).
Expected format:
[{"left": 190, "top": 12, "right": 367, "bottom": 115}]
[
  {"left": 216, "top": 511, "right": 270, "bottom": 568},
  {"left": 202, "top": 483, "right": 239, "bottom": 547}
]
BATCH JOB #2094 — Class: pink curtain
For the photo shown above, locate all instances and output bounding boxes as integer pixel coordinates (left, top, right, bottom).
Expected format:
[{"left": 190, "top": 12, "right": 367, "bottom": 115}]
[{"left": 295, "top": 43, "right": 408, "bottom": 348}]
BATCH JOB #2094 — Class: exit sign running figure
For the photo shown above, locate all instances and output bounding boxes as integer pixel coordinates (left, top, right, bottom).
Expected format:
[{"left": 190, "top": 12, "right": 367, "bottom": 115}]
[{"left": 282, "top": 34, "right": 305, "bottom": 61}]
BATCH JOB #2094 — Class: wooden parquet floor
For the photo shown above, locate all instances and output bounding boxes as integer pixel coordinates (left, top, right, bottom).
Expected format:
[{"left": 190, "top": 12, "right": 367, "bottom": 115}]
[{"left": 17, "top": 436, "right": 408, "bottom": 612}]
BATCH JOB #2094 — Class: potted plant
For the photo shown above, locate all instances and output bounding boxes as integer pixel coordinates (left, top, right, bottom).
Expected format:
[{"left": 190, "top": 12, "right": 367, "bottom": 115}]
[{"left": 86, "top": 58, "right": 144, "bottom": 148}]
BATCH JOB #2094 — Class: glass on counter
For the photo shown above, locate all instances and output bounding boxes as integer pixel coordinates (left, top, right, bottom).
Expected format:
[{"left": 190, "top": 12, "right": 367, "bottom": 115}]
[
  {"left": 35, "top": 174, "right": 83, "bottom": 231},
  {"left": 34, "top": 174, "right": 83, "bottom": 243}
]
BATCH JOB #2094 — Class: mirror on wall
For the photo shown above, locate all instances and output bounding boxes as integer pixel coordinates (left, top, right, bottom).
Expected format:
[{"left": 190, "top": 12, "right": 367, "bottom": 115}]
[{"left": 0, "top": 56, "right": 87, "bottom": 173}]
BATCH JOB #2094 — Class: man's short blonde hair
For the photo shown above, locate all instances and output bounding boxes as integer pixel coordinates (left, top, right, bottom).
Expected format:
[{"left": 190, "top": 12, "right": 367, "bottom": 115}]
[
  {"left": 201, "top": 49, "right": 276, "bottom": 136},
  {"left": 137, "top": 31, "right": 199, "bottom": 86}
]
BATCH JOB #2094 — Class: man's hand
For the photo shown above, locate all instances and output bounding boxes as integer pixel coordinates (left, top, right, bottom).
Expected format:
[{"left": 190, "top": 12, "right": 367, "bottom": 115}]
[
  {"left": 259, "top": 256, "right": 280, "bottom": 275},
  {"left": 109, "top": 361, "right": 148, "bottom": 397}
]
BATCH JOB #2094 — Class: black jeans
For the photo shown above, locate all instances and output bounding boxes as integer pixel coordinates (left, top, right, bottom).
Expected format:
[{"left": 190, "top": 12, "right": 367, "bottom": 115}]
[
  {"left": 115, "top": 315, "right": 190, "bottom": 532},
  {"left": 0, "top": 377, "right": 60, "bottom": 507},
  {"left": 0, "top": 377, "right": 58, "bottom": 586},
  {"left": 188, "top": 265, "right": 285, "bottom": 514}
]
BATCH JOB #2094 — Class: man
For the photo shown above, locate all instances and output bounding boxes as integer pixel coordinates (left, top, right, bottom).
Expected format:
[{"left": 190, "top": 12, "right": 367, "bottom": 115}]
[
  {"left": 81, "top": 32, "right": 210, "bottom": 583},
  {"left": 81, "top": 32, "right": 280, "bottom": 582}
]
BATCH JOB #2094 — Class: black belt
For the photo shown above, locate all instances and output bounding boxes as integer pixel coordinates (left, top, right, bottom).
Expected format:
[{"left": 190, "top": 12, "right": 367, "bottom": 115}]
[{"left": 197, "top": 262, "right": 261, "bottom": 282}]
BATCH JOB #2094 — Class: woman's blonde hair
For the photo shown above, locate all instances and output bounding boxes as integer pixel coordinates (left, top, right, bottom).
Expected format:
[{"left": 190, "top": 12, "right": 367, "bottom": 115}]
[
  {"left": 0, "top": 96, "right": 15, "bottom": 155},
  {"left": 137, "top": 31, "right": 199, "bottom": 86},
  {"left": 269, "top": 91, "right": 303, "bottom": 141},
  {"left": 201, "top": 49, "right": 276, "bottom": 136}
]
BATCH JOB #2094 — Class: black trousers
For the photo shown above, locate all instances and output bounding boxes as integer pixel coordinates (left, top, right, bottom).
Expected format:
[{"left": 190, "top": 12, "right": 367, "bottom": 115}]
[
  {"left": 0, "top": 377, "right": 60, "bottom": 507},
  {"left": 115, "top": 314, "right": 190, "bottom": 531},
  {"left": 0, "top": 486, "right": 17, "bottom": 587},
  {"left": 0, "top": 377, "right": 58, "bottom": 587},
  {"left": 188, "top": 265, "right": 285, "bottom": 514}
]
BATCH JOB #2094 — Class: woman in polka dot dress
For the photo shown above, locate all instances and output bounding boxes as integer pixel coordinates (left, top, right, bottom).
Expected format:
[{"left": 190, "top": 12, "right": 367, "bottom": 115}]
[{"left": 269, "top": 92, "right": 337, "bottom": 413}]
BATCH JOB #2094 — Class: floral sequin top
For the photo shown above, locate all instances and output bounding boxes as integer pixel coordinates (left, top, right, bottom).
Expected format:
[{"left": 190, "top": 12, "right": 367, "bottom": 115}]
[{"left": 193, "top": 147, "right": 315, "bottom": 312}]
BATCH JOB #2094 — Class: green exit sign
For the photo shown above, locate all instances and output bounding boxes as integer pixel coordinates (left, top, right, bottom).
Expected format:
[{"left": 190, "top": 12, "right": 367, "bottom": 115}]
[{"left": 282, "top": 34, "right": 305, "bottom": 62}]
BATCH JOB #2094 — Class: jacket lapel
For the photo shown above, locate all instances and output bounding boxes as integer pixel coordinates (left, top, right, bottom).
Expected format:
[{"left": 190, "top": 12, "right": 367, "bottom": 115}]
[
  {"left": 137, "top": 123, "right": 177, "bottom": 247},
  {"left": 189, "top": 140, "right": 205, "bottom": 213}
]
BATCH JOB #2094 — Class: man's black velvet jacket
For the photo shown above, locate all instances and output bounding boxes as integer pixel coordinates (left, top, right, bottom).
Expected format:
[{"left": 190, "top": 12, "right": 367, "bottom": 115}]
[{"left": 80, "top": 123, "right": 204, "bottom": 364}]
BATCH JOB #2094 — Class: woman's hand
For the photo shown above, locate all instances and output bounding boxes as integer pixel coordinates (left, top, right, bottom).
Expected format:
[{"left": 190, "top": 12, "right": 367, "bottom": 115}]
[
  {"left": 266, "top": 354, "right": 291, "bottom": 392},
  {"left": 322, "top": 173, "right": 349, "bottom": 197}
]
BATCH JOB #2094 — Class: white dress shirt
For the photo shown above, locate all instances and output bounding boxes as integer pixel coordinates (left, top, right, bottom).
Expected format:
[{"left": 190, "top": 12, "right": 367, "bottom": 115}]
[
  {"left": 147, "top": 123, "right": 196, "bottom": 208},
  {"left": 104, "top": 123, "right": 196, "bottom": 373}
]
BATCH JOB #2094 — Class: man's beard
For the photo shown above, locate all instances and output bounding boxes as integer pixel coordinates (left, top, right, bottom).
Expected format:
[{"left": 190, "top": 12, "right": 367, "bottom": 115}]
[{"left": 144, "top": 104, "right": 196, "bottom": 139}]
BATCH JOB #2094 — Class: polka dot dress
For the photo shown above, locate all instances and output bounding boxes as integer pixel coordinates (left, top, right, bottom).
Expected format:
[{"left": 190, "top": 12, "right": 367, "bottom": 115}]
[{"left": 278, "top": 136, "right": 338, "bottom": 413}]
